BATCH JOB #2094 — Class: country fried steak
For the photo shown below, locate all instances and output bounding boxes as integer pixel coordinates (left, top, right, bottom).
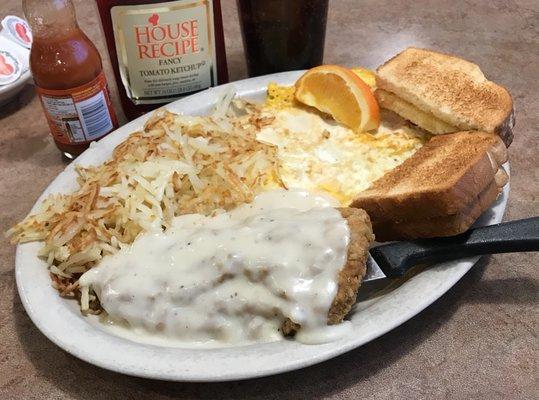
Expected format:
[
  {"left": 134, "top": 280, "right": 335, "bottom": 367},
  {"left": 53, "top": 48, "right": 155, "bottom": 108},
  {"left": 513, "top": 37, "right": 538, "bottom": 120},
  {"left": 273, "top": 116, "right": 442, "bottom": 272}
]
[{"left": 282, "top": 207, "right": 374, "bottom": 336}]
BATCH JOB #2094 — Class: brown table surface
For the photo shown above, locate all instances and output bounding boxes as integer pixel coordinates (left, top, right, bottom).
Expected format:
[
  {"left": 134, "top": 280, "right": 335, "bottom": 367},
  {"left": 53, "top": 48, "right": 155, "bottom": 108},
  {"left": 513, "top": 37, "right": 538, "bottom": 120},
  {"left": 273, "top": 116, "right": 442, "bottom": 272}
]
[{"left": 1, "top": 1, "right": 537, "bottom": 399}]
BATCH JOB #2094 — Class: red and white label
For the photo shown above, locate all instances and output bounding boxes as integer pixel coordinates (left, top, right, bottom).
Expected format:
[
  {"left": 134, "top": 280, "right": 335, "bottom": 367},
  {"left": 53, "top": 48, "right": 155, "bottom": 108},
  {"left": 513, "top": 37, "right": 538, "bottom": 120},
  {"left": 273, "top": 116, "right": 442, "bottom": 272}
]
[{"left": 111, "top": 0, "right": 217, "bottom": 104}]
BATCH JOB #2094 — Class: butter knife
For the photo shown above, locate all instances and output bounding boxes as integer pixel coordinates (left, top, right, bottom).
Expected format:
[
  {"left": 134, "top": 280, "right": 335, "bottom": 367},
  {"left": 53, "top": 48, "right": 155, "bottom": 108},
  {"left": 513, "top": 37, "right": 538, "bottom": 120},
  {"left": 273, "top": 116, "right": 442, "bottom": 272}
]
[{"left": 365, "top": 217, "right": 539, "bottom": 282}]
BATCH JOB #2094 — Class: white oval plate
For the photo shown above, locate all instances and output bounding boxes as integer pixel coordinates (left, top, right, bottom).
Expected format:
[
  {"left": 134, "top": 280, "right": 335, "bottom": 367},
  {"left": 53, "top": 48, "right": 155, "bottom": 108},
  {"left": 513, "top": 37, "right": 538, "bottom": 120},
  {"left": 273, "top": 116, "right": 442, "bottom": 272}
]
[{"left": 15, "top": 71, "right": 509, "bottom": 382}]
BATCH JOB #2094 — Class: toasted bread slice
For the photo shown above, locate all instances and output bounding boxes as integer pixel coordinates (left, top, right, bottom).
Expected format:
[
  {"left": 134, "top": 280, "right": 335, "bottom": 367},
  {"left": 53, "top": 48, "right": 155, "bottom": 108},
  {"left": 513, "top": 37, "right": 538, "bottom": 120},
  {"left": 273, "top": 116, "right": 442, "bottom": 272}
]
[
  {"left": 371, "top": 179, "right": 503, "bottom": 241},
  {"left": 376, "top": 48, "right": 515, "bottom": 145},
  {"left": 376, "top": 89, "right": 457, "bottom": 134},
  {"left": 351, "top": 131, "right": 507, "bottom": 221},
  {"left": 281, "top": 207, "right": 374, "bottom": 335}
]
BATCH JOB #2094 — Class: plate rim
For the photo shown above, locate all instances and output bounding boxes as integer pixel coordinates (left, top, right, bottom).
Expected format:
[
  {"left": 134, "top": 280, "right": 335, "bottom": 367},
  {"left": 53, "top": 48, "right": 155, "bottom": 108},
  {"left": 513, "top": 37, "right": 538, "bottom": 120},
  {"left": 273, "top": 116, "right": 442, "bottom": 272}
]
[{"left": 15, "top": 71, "right": 510, "bottom": 382}]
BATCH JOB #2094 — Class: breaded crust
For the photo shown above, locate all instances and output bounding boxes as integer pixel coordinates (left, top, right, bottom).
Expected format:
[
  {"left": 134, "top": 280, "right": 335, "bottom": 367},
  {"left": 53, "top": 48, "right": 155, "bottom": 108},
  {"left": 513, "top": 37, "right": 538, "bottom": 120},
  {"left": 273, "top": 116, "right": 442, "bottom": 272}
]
[
  {"left": 282, "top": 207, "right": 374, "bottom": 336},
  {"left": 328, "top": 208, "right": 374, "bottom": 324}
]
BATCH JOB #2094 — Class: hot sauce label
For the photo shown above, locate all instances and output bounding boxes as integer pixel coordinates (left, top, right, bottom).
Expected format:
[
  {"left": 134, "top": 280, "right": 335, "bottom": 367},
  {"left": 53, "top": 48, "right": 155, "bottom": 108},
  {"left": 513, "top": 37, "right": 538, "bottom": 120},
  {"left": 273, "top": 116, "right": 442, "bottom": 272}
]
[
  {"left": 111, "top": 0, "right": 217, "bottom": 105},
  {"left": 36, "top": 71, "right": 118, "bottom": 145}
]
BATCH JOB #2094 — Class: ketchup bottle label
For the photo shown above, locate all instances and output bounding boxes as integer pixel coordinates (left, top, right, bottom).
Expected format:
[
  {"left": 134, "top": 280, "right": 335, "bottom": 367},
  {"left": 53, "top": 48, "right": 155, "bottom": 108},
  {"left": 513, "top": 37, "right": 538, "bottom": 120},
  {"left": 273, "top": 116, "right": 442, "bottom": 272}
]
[
  {"left": 110, "top": 0, "right": 217, "bottom": 105},
  {"left": 36, "top": 71, "right": 118, "bottom": 145}
]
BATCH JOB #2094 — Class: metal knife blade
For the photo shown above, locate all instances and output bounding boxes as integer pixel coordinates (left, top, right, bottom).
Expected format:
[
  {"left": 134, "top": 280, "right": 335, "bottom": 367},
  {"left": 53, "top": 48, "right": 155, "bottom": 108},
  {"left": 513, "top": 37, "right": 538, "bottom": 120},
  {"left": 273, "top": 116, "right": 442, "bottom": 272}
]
[{"left": 364, "top": 252, "right": 387, "bottom": 282}]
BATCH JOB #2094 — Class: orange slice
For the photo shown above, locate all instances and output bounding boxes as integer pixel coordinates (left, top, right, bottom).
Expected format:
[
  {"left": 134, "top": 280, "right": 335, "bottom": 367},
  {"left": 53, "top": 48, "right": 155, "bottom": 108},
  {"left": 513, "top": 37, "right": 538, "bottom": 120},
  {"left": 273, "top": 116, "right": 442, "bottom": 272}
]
[{"left": 295, "top": 65, "right": 380, "bottom": 132}]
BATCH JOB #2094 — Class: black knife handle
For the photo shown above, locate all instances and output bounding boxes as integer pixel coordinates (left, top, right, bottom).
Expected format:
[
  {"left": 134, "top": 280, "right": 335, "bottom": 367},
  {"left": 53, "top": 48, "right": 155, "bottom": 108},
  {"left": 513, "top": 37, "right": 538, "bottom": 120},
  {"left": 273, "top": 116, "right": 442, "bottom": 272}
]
[{"left": 370, "top": 217, "right": 539, "bottom": 278}]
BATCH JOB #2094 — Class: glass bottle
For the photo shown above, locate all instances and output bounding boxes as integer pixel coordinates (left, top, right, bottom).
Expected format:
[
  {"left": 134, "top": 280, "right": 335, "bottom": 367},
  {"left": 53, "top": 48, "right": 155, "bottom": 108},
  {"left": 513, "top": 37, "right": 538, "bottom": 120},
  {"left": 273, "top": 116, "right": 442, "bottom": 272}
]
[
  {"left": 24, "top": 0, "right": 119, "bottom": 159},
  {"left": 95, "top": 0, "right": 229, "bottom": 120}
]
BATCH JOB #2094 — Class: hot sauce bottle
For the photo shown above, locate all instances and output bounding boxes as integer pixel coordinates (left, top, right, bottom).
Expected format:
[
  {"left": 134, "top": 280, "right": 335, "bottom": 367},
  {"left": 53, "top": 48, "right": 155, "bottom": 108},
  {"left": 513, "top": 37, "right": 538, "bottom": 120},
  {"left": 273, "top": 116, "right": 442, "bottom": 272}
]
[
  {"left": 95, "top": 0, "right": 229, "bottom": 120},
  {"left": 23, "top": 0, "right": 118, "bottom": 159}
]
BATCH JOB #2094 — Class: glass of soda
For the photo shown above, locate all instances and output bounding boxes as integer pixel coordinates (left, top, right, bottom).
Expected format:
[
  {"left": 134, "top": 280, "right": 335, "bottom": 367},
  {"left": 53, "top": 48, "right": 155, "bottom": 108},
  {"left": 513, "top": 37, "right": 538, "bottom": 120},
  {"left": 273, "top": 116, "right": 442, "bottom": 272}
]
[{"left": 237, "top": 0, "right": 329, "bottom": 77}]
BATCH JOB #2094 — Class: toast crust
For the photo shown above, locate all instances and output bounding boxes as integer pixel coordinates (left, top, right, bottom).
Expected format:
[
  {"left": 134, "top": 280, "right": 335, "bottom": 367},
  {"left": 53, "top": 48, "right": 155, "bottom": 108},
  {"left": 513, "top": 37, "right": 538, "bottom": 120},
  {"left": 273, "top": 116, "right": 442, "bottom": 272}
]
[
  {"left": 351, "top": 132, "right": 507, "bottom": 220},
  {"left": 371, "top": 179, "right": 502, "bottom": 241},
  {"left": 376, "top": 47, "right": 514, "bottom": 146}
]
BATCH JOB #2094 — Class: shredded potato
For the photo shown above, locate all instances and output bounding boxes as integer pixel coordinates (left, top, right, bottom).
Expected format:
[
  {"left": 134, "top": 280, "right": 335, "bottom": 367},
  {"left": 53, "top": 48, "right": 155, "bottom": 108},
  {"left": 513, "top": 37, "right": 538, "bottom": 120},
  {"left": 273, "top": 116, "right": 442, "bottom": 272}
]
[{"left": 8, "top": 104, "right": 282, "bottom": 303}]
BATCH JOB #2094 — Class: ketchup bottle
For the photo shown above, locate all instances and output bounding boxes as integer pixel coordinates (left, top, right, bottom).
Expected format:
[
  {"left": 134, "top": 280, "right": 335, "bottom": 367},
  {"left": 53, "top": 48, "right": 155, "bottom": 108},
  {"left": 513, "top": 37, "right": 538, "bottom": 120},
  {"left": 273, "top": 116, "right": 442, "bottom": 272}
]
[
  {"left": 23, "top": 0, "right": 118, "bottom": 159},
  {"left": 95, "top": 0, "right": 229, "bottom": 120}
]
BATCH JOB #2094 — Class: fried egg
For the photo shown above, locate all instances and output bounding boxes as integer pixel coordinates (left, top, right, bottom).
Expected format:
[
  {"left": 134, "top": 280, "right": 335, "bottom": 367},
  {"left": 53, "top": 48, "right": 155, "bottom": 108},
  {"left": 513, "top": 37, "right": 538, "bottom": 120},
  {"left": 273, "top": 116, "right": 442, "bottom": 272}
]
[{"left": 258, "top": 86, "right": 426, "bottom": 205}]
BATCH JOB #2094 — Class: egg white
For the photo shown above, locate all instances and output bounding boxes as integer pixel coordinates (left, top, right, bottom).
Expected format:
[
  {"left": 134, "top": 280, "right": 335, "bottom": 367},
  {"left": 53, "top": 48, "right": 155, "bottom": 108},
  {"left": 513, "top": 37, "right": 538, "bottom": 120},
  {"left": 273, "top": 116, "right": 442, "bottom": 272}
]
[{"left": 257, "top": 107, "right": 425, "bottom": 205}]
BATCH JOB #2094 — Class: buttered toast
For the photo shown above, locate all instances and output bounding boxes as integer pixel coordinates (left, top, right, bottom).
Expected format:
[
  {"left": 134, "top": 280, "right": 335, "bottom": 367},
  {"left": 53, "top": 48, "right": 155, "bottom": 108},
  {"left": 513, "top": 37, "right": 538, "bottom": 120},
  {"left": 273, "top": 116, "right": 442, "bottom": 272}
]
[
  {"left": 375, "top": 48, "right": 515, "bottom": 146},
  {"left": 352, "top": 131, "right": 508, "bottom": 240}
]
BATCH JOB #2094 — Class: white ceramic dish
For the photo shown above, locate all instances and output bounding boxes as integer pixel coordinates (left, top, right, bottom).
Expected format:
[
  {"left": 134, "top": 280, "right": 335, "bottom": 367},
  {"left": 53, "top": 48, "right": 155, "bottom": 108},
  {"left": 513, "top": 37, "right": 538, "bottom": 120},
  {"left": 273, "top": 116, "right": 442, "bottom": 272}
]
[
  {"left": 15, "top": 71, "right": 509, "bottom": 382},
  {"left": 0, "top": 69, "right": 31, "bottom": 106}
]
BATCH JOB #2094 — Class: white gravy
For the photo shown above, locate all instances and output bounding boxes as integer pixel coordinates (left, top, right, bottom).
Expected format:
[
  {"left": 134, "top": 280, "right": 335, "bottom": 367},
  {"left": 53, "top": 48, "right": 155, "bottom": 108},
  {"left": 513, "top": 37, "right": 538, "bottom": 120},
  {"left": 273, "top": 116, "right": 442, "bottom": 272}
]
[{"left": 80, "top": 189, "right": 352, "bottom": 347}]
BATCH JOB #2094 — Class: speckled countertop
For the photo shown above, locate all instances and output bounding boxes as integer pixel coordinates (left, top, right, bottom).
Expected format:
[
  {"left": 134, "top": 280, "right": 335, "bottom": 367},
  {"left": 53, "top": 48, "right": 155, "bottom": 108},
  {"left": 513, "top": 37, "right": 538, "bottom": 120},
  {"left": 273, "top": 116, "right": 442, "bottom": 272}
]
[{"left": 1, "top": 1, "right": 537, "bottom": 399}]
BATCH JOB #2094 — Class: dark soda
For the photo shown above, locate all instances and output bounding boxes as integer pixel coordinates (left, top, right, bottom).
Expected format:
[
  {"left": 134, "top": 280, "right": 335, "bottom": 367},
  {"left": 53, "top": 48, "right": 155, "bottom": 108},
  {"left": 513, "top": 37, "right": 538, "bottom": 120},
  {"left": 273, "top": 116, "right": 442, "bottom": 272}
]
[{"left": 237, "top": 0, "right": 329, "bottom": 77}]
